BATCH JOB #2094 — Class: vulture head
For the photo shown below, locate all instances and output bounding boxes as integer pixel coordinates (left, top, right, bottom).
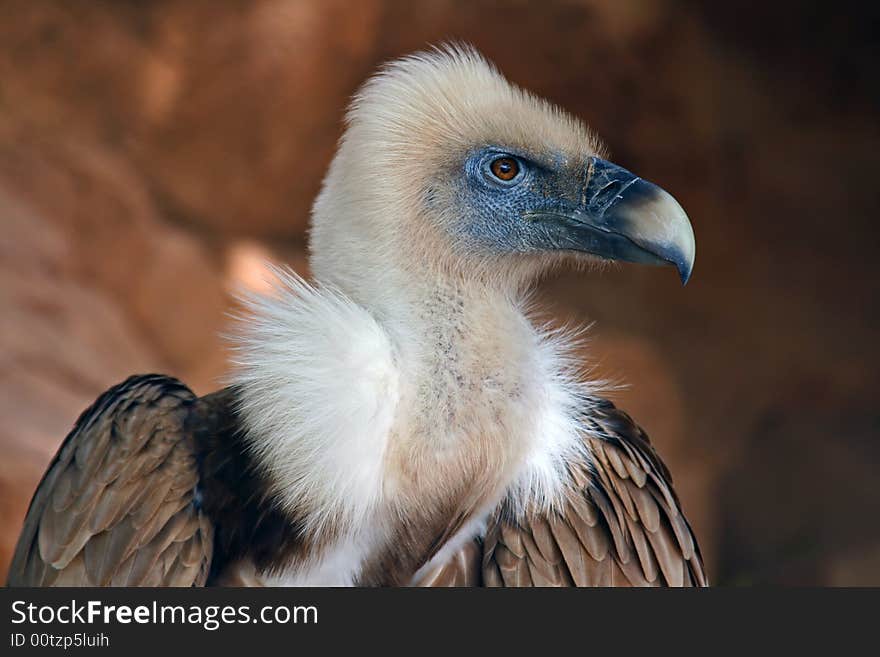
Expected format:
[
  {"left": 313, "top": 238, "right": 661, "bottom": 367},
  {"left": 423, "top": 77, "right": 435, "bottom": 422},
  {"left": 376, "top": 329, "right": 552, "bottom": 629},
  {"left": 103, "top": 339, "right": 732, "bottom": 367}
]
[{"left": 310, "top": 45, "right": 695, "bottom": 301}]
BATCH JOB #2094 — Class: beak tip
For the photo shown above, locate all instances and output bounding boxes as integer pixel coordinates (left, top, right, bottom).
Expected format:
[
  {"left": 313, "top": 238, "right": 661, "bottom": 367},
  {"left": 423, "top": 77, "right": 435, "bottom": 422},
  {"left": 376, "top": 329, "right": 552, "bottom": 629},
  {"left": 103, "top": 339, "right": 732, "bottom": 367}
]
[
  {"left": 676, "top": 250, "right": 694, "bottom": 285},
  {"left": 678, "top": 263, "right": 693, "bottom": 286}
]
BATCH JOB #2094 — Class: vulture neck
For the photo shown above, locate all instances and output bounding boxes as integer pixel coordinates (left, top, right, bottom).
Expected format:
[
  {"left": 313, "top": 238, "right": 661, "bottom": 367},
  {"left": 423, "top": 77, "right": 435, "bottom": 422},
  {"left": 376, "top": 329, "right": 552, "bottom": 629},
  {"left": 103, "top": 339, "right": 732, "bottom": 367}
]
[
  {"left": 319, "top": 256, "right": 542, "bottom": 444},
  {"left": 314, "top": 250, "right": 582, "bottom": 513},
  {"left": 327, "top": 260, "right": 567, "bottom": 582},
  {"left": 241, "top": 223, "right": 588, "bottom": 584},
  {"left": 348, "top": 267, "right": 531, "bottom": 371}
]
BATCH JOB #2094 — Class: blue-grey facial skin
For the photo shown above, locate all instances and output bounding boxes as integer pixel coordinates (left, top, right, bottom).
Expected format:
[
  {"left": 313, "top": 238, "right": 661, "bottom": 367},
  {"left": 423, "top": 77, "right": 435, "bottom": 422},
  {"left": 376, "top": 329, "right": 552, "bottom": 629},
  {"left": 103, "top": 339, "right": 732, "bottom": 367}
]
[{"left": 451, "top": 146, "right": 585, "bottom": 255}]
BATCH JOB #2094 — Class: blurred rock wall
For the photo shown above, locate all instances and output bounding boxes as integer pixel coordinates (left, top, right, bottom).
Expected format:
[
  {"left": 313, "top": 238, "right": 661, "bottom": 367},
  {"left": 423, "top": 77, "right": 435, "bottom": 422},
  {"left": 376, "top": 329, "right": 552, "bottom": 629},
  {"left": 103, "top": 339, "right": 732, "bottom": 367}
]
[{"left": 1, "top": 0, "right": 878, "bottom": 584}]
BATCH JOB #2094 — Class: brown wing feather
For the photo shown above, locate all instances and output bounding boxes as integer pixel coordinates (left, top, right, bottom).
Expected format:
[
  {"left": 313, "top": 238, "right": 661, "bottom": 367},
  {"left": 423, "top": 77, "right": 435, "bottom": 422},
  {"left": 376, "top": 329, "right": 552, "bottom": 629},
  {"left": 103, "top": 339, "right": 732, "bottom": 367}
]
[
  {"left": 6, "top": 375, "right": 213, "bottom": 587},
  {"left": 426, "top": 397, "right": 707, "bottom": 587},
  {"left": 412, "top": 540, "right": 483, "bottom": 587}
]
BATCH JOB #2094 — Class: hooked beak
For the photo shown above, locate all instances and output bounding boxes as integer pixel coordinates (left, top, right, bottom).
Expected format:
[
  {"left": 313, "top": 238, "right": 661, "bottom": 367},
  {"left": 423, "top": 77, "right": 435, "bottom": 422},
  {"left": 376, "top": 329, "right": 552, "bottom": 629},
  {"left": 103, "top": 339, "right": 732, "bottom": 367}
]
[{"left": 526, "top": 157, "right": 696, "bottom": 284}]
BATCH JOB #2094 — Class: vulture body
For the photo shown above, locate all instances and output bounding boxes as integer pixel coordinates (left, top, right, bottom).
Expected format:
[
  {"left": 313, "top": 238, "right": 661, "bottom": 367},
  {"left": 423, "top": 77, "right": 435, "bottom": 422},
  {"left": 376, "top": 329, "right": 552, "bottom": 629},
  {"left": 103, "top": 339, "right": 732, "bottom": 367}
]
[{"left": 8, "top": 47, "right": 705, "bottom": 587}]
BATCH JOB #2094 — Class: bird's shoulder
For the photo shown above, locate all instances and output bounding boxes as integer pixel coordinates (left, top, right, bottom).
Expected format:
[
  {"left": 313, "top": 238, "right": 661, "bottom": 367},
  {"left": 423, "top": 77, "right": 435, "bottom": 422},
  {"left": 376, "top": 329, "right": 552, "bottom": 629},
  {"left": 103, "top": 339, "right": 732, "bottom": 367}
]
[
  {"left": 422, "top": 397, "right": 708, "bottom": 587},
  {"left": 7, "top": 374, "right": 213, "bottom": 586}
]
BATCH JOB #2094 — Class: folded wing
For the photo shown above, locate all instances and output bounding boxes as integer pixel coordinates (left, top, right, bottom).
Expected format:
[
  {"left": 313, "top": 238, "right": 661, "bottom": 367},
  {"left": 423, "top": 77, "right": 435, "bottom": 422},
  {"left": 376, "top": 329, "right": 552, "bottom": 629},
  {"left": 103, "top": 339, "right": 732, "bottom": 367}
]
[{"left": 6, "top": 375, "right": 213, "bottom": 587}]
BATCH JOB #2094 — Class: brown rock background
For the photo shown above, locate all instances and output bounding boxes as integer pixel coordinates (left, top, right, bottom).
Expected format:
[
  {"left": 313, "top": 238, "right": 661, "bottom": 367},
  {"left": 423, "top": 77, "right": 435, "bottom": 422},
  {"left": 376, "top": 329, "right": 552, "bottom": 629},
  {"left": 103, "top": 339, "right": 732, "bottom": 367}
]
[{"left": 1, "top": 0, "right": 877, "bottom": 584}]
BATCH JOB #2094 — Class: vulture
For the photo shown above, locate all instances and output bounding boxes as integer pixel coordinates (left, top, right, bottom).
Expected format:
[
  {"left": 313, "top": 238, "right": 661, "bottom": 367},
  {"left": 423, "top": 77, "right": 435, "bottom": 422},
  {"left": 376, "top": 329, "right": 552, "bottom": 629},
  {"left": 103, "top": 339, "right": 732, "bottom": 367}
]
[{"left": 7, "top": 46, "right": 705, "bottom": 587}]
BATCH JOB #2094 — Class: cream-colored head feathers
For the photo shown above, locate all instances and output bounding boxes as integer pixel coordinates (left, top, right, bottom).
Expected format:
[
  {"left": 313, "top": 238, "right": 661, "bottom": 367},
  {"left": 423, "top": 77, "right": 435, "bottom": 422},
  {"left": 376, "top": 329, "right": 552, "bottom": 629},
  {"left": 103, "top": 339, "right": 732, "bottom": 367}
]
[{"left": 310, "top": 45, "right": 606, "bottom": 301}]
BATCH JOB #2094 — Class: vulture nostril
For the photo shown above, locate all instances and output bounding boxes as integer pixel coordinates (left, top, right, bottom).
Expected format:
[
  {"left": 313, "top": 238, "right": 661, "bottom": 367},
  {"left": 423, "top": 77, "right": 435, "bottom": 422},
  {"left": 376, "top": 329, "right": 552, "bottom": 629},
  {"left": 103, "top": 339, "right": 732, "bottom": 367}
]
[{"left": 591, "top": 179, "right": 627, "bottom": 209}]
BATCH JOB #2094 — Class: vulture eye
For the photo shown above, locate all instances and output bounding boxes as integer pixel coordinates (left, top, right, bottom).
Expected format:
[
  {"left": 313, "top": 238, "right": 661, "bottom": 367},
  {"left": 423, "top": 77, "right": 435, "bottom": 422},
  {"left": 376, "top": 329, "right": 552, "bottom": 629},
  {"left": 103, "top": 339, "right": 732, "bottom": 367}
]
[{"left": 489, "top": 156, "right": 521, "bottom": 182}]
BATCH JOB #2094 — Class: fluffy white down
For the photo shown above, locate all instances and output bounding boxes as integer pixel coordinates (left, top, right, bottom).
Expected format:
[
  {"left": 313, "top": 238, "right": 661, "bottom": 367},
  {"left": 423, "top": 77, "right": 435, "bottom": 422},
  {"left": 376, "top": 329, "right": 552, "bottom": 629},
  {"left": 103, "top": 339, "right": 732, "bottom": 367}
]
[
  {"left": 230, "top": 268, "right": 598, "bottom": 578},
  {"left": 229, "top": 267, "right": 399, "bottom": 538},
  {"left": 507, "top": 319, "right": 597, "bottom": 517}
]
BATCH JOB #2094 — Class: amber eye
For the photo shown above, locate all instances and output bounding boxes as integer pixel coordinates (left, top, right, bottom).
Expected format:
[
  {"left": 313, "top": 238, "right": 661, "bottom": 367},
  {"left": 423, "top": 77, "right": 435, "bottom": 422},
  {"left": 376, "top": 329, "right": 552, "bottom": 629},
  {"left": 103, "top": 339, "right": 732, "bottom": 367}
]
[{"left": 489, "top": 156, "right": 520, "bottom": 182}]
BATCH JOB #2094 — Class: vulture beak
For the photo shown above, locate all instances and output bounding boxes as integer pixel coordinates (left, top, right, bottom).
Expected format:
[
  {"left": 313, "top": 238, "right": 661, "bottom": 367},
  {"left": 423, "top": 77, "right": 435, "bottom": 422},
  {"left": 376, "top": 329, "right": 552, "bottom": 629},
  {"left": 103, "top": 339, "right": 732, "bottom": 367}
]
[{"left": 528, "top": 157, "right": 696, "bottom": 284}]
